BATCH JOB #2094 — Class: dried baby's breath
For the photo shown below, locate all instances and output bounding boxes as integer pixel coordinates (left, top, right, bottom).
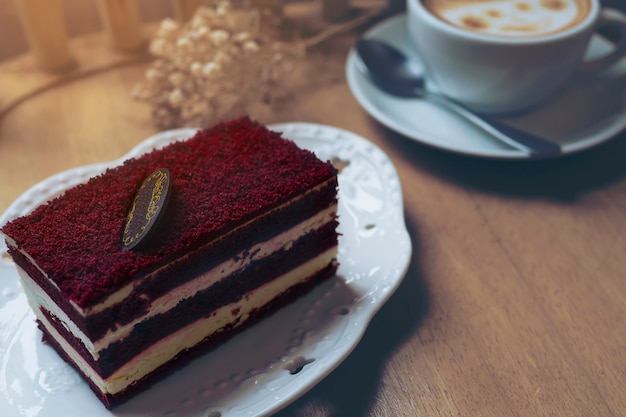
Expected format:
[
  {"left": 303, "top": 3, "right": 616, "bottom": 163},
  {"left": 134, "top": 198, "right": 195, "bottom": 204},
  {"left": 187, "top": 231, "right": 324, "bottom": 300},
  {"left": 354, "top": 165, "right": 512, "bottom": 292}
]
[{"left": 133, "top": 1, "right": 303, "bottom": 129}]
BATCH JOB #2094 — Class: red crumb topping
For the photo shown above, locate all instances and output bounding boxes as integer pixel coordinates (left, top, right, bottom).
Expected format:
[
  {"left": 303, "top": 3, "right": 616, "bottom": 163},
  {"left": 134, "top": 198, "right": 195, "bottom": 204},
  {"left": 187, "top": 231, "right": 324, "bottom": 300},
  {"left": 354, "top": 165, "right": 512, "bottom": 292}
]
[{"left": 1, "top": 117, "right": 337, "bottom": 307}]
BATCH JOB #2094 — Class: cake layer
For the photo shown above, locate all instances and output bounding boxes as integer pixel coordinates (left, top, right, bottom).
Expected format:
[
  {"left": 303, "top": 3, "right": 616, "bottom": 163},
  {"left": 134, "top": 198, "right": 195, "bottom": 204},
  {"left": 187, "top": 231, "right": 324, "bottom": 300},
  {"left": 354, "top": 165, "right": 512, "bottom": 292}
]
[{"left": 34, "top": 250, "right": 338, "bottom": 407}]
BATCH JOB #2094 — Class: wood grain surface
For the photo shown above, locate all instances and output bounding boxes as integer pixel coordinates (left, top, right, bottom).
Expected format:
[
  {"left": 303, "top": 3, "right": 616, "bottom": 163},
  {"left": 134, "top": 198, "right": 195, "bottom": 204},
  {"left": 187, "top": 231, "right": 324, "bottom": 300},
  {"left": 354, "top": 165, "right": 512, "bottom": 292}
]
[{"left": 1, "top": 4, "right": 625, "bottom": 417}]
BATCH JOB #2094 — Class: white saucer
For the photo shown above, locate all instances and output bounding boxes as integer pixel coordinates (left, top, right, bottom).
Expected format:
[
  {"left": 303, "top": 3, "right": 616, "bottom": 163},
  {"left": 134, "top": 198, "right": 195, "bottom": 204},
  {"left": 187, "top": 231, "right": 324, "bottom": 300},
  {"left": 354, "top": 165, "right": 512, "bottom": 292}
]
[{"left": 346, "top": 14, "right": 626, "bottom": 159}]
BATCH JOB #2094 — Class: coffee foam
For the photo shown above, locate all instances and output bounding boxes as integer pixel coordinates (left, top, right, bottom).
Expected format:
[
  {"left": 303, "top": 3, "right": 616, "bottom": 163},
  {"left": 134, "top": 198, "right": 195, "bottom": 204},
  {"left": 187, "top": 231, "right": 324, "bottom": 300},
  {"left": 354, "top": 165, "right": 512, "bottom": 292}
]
[{"left": 423, "top": 0, "right": 590, "bottom": 37}]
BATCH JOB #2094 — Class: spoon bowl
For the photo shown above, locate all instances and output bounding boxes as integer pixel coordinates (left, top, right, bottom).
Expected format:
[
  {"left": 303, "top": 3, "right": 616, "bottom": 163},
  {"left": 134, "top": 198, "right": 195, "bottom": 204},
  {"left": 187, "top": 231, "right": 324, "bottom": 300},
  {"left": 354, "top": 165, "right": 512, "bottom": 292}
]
[{"left": 355, "top": 39, "right": 425, "bottom": 97}]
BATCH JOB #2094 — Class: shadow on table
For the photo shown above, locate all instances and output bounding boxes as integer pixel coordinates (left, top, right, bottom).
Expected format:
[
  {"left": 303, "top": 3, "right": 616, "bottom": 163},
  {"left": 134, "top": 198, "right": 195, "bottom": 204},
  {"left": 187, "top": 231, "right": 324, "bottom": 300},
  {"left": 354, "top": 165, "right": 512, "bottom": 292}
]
[
  {"left": 378, "top": 123, "right": 626, "bottom": 202},
  {"left": 275, "top": 213, "right": 429, "bottom": 417}
]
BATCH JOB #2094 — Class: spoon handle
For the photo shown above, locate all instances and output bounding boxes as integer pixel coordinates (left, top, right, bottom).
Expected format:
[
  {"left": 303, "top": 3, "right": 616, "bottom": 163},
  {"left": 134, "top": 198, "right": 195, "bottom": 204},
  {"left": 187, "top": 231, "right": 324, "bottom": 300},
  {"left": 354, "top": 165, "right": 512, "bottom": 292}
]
[{"left": 426, "top": 93, "right": 562, "bottom": 157}]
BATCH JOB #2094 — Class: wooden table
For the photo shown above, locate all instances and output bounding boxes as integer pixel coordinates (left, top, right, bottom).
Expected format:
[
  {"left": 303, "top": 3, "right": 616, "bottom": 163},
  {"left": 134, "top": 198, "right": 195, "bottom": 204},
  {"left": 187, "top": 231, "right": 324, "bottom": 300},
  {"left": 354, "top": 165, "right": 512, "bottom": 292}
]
[{"left": 1, "top": 8, "right": 625, "bottom": 417}]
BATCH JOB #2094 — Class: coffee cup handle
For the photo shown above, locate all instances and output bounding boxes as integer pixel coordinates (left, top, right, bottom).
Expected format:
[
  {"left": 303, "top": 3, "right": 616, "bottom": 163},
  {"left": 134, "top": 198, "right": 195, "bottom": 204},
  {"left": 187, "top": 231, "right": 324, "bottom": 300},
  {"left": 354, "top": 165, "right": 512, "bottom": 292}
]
[{"left": 578, "top": 8, "right": 626, "bottom": 73}]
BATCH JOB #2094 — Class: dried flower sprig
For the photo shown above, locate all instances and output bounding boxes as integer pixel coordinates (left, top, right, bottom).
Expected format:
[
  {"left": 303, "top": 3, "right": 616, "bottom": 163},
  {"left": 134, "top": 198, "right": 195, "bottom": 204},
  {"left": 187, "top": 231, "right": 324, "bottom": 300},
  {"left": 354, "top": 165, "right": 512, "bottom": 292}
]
[
  {"left": 132, "top": 1, "right": 304, "bottom": 129},
  {"left": 132, "top": 1, "right": 386, "bottom": 129}
]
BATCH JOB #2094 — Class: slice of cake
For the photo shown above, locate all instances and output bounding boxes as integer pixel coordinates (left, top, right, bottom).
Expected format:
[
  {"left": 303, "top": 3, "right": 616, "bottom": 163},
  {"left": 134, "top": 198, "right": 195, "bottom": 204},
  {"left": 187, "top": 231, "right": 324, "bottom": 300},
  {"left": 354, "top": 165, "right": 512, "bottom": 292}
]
[{"left": 0, "top": 117, "right": 339, "bottom": 408}]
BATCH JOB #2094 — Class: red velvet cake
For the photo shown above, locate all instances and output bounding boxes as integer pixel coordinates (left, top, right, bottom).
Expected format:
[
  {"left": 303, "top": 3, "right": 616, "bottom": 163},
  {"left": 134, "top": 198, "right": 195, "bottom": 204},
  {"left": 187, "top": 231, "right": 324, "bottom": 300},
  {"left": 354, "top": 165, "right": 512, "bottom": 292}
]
[{"left": 1, "top": 117, "right": 339, "bottom": 408}]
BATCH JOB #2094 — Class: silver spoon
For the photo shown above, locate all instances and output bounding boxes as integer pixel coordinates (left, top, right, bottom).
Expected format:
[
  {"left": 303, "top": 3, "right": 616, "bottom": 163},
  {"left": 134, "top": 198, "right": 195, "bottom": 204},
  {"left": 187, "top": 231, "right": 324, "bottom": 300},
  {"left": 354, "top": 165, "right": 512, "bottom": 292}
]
[{"left": 355, "top": 39, "right": 562, "bottom": 157}]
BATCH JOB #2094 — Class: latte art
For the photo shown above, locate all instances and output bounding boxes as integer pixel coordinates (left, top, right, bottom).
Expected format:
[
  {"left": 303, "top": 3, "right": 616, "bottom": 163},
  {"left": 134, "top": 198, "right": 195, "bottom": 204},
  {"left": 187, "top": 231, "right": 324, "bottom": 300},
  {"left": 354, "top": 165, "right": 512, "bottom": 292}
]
[{"left": 422, "top": 0, "right": 592, "bottom": 37}]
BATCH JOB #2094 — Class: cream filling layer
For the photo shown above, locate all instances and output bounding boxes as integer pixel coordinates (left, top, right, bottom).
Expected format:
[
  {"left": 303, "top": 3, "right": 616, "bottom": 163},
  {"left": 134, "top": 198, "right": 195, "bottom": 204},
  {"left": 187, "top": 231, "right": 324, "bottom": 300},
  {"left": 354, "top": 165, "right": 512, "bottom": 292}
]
[
  {"left": 32, "top": 248, "right": 337, "bottom": 396},
  {"left": 19, "top": 205, "right": 337, "bottom": 359}
]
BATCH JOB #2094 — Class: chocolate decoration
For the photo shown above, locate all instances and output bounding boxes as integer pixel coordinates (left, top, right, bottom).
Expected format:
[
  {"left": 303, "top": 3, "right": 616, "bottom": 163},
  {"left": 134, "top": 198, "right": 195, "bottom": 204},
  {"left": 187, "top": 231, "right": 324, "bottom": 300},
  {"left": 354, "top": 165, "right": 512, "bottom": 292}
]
[{"left": 122, "top": 168, "right": 172, "bottom": 251}]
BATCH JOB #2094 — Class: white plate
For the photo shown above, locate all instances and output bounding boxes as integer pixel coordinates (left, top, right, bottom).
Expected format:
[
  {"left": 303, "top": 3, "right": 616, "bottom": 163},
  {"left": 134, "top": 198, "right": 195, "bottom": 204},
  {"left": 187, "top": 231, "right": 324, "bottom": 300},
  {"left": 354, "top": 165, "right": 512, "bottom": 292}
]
[
  {"left": 0, "top": 123, "right": 411, "bottom": 417},
  {"left": 346, "top": 14, "right": 626, "bottom": 159}
]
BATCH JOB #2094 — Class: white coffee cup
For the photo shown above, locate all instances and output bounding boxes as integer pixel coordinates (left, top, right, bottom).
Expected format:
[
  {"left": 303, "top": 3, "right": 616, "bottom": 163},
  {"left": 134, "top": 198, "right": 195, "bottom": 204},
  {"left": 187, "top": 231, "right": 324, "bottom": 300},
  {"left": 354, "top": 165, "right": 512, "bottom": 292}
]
[{"left": 406, "top": 0, "right": 626, "bottom": 114}]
